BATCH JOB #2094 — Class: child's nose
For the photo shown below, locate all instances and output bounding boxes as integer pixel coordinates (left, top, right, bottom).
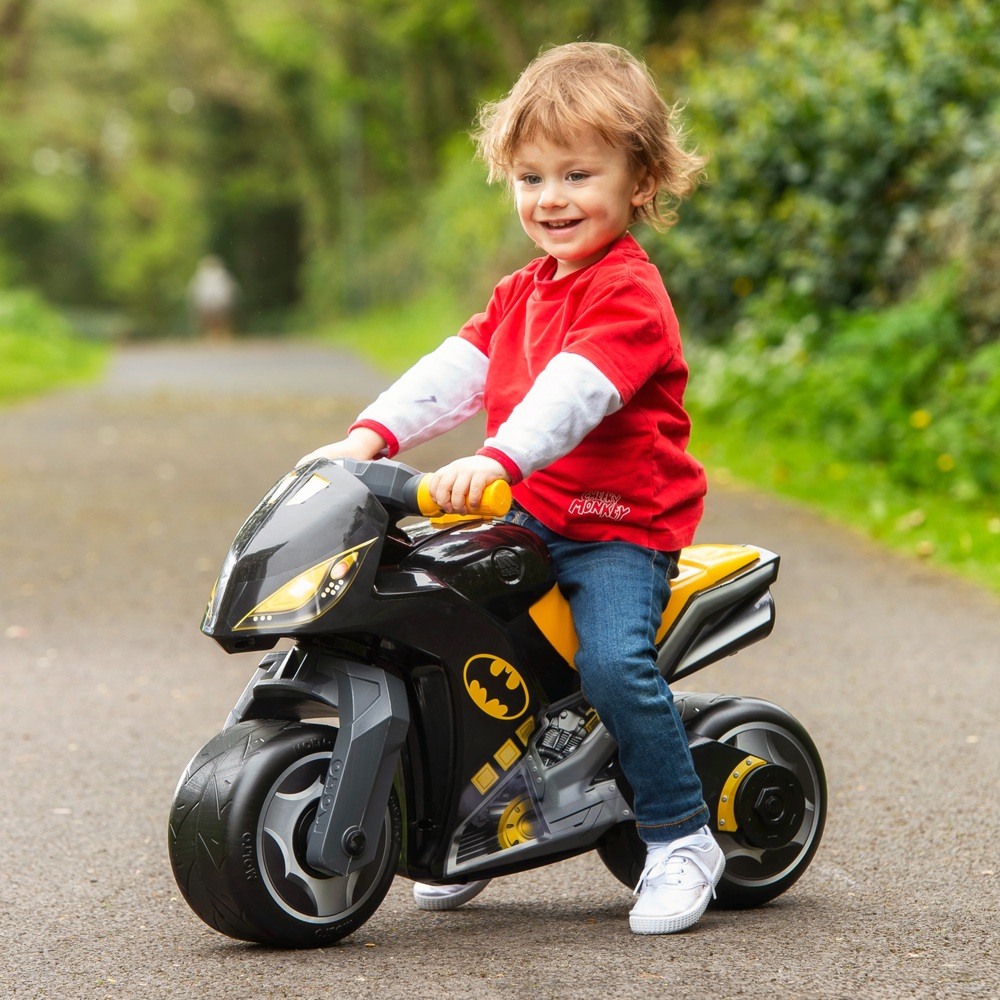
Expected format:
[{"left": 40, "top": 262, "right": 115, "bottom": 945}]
[{"left": 537, "top": 180, "right": 568, "bottom": 209}]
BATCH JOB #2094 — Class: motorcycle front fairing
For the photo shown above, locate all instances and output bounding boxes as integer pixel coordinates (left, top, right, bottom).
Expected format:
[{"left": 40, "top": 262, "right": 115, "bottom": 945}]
[
  {"left": 202, "top": 460, "right": 389, "bottom": 654},
  {"left": 201, "top": 460, "right": 414, "bottom": 878}
]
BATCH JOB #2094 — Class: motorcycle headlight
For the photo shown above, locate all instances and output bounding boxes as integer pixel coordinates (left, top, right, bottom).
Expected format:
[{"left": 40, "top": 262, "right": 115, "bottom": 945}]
[{"left": 235, "top": 538, "right": 376, "bottom": 631}]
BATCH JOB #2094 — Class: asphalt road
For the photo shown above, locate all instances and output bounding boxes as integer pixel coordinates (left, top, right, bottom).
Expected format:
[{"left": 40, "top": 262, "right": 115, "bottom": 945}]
[{"left": 1, "top": 339, "right": 997, "bottom": 999}]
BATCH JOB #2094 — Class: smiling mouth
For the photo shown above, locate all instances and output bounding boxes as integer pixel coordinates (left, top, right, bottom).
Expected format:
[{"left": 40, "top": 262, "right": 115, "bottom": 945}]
[{"left": 542, "top": 219, "right": 581, "bottom": 231}]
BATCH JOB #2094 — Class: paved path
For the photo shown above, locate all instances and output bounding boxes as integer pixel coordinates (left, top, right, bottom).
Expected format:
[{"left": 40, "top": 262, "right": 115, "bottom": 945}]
[{"left": 1, "top": 340, "right": 997, "bottom": 999}]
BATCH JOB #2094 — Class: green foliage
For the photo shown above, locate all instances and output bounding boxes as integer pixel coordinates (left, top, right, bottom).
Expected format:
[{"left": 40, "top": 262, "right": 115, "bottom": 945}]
[
  {"left": 318, "top": 288, "right": 469, "bottom": 372},
  {"left": 0, "top": 0, "right": 662, "bottom": 329},
  {"left": 415, "top": 137, "right": 535, "bottom": 310},
  {"left": 686, "top": 269, "right": 1000, "bottom": 504},
  {"left": 688, "top": 403, "right": 1000, "bottom": 594},
  {"left": 891, "top": 103, "right": 1000, "bottom": 347},
  {"left": 650, "top": 0, "right": 1000, "bottom": 342},
  {"left": 0, "top": 0, "right": 306, "bottom": 330},
  {"left": 0, "top": 289, "right": 106, "bottom": 401}
]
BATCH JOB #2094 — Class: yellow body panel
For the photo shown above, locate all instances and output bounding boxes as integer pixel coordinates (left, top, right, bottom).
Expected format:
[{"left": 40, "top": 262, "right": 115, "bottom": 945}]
[
  {"left": 656, "top": 544, "right": 761, "bottom": 642},
  {"left": 528, "top": 543, "right": 761, "bottom": 668}
]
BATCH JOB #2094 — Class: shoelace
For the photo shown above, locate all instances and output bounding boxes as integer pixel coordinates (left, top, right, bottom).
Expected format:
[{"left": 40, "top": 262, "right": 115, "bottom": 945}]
[{"left": 632, "top": 846, "right": 718, "bottom": 899}]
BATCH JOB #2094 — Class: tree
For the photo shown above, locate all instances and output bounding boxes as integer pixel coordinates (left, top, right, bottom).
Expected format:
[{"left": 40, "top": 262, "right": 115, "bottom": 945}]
[{"left": 0, "top": 0, "right": 684, "bottom": 327}]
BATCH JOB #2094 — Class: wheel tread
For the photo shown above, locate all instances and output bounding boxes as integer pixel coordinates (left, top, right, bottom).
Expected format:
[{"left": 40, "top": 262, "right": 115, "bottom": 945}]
[{"left": 168, "top": 720, "right": 400, "bottom": 947}]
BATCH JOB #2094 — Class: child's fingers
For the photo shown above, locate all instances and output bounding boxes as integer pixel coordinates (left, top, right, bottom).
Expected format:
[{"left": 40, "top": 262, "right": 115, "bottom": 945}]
[
  {"left": 430, "top": 466, "right": 463, "bottom": 513},
  {"left": 449, "top": 472, "right": 473, "bottom": 514},
  {"left": 465, "top": 474, "right": 486, "bottom": 512},
  {"left": 430, "top": 457, "right": 506, "bottom": 514}
]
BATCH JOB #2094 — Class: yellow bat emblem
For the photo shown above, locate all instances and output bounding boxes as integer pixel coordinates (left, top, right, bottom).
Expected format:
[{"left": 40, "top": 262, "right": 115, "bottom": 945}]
[{"left": 463, "top": 655, "right": 529, "bottom": 721}]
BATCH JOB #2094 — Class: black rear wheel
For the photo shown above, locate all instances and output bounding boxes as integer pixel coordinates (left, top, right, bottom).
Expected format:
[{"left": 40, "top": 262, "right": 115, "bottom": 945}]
[
  {"left": 168, "top": 720, "right": 401, "bottom": 947},
  {"left": 597, "top": 697, "right": 825, "bottom": 909}
]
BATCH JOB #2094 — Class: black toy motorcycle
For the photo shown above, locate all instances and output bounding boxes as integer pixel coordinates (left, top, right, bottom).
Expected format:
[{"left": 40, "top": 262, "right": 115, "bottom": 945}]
[{"left": 168, "top": 457, "right": 825, "bottom": 948}]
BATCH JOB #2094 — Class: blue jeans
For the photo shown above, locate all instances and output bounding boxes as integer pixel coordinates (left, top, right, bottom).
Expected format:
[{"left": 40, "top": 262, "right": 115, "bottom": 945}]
[{"left": 505, "top": 506, "right": 710, "bottom": 843}]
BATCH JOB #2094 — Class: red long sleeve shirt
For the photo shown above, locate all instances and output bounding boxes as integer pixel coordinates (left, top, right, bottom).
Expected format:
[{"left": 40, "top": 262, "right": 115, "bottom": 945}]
[
  {"left": 462, "top": 234, "right": 705, "bottom": 550},
  {"left": 355, "top": 233, "right": 706, "bottom": 551}
]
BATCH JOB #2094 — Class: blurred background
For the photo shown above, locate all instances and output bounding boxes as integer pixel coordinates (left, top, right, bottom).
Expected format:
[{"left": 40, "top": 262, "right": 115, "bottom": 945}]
[{"left": 1, "top": 0, "right": 998, "bottom": 586}]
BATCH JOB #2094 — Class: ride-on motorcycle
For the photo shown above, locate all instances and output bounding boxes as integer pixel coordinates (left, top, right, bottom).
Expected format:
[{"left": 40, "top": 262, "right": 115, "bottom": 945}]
[{"left": 168, "top": 457, "right": 825, "bottom": 948}]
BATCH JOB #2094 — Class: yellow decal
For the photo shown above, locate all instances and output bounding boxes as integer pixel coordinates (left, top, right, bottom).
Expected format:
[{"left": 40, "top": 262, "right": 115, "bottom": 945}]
[
  {"left": 516, "top": 716, "right": 536, "bottom": 746},
  {"left": 493, "top": 739, "right": 521, "bottom": 771},
  {"left": 463, "top": 655, "right": 529, "bottom": 721},
  {"left": 528, "top": 585, "right": 579, "bottom": 668},
  {"left": 472, "top": 763, "right": 499, "bottom": 794}
]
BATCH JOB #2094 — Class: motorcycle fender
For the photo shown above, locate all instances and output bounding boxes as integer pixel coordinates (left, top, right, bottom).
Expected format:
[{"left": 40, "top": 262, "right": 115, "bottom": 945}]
[{"left": 221, "top": 648, "right": 334, "bottom": 729}]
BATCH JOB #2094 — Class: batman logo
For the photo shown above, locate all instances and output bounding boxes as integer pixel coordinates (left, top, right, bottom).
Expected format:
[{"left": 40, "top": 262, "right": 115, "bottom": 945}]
[{"left": 463, "top": 655, "right": 529, "bottom": 721}]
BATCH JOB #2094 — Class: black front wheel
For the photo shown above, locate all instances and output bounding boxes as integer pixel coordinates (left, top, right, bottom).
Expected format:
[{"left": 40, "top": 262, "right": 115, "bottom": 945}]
[{"left": 168, "top": 720, "right": 401, "bottom": 948}]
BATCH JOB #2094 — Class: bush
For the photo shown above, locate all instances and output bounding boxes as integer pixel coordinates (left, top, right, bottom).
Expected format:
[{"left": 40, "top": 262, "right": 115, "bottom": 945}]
[
  {"left": 0, "top": 290, "right": 106, "bottom": 401},
  {"left": 652, "top": 0, "right": 1000, "bottom": 342},
  {"left": 686, "top": 268, "right": 1000, "bottom": 503},
  {"left": 888, "top": 103, "right": 1000, "bottom": 346}
]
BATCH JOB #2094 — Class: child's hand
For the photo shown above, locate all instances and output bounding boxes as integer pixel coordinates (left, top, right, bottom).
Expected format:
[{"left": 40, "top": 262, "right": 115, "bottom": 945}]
[
  {"left": 297, "top": 427, "right": 386, "bottom": 466},
  {"left": 429, "top": 456, "right": 509, "bottom": 514}
]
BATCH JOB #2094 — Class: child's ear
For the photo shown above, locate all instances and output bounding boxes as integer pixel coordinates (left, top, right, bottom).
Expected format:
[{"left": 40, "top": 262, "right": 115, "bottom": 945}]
[{"left": 631, "top": 170, "right": 658, "bottom": 208}]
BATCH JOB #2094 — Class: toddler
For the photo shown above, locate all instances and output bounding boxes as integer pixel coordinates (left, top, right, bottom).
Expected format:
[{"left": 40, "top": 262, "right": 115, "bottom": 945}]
[{"left": 301, "top": 41, "right": 722, "bottom": 935}]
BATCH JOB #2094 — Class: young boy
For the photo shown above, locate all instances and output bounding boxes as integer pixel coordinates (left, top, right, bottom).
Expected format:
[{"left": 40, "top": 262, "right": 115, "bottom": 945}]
[{"left": 300, "top": 42, "right": 721, "bottom": 935}]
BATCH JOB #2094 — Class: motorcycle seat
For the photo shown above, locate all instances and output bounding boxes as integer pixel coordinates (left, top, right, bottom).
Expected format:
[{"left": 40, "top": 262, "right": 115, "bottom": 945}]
[{"left": 529, "top": 543, "right": 761, "bottom": 668}]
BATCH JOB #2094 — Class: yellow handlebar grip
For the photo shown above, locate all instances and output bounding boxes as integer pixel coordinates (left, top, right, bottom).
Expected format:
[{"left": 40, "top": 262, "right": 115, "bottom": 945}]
[
  {"left": 478, "top": 480, "right": 512, "bottom": 517},
  {"left": 415, "top": 476, "right": 512, "bottom": 518},
  {"left": 416, "top": 476, "right": 438, "bottom": 516}
]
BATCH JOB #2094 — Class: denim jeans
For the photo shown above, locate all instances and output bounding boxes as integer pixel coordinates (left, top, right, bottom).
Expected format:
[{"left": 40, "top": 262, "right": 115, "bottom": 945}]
[{"left": 505, "top": 506, "right": 710, "bottom": 843}]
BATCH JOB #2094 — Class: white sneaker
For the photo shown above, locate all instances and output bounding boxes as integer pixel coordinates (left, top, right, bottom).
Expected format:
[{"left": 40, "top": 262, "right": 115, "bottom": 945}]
[
  {"left": 629, "top": 827, "right": 725, "bottom": 934},
  {"left": 412, "top": 879, "right": 491, "bottom": 911}
]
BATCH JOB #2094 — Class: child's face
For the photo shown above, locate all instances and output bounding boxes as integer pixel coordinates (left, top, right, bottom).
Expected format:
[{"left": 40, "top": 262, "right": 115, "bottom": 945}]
[{"left": 511, "top": 130, "right": 655, "bottom": 279}]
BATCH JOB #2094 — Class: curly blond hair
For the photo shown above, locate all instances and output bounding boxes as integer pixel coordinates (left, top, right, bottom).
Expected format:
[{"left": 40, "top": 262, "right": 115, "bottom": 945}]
[{"left": 474, "top": 42, "right": 706, "bottom": 228}]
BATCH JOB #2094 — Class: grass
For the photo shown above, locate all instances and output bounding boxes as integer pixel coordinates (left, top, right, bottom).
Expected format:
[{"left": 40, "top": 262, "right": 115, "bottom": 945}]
[
  {"left": 313, "top": 289, "right": 470, "bottom": 373},
  {"left": 319, "top": 289, "right": 1000, "bottom": 596},
  {"left": 0, "top": 331, "right": 107, "bottom": 402},
  {"left": 689, "top": 413, "right": 1000, "bottom": 594},
  {"left": 0, "top": 290, "right": 109, "bottom": 402}
]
